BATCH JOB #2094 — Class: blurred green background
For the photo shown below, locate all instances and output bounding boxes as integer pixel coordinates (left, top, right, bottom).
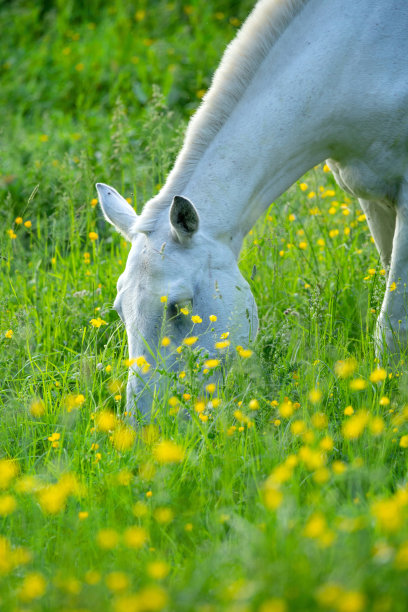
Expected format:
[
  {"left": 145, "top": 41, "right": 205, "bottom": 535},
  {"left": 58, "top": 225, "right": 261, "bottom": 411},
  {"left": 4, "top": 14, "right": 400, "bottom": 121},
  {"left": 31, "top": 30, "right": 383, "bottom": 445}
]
[{"left": 0, "top": 0, "right": 254, "bottom": 223}]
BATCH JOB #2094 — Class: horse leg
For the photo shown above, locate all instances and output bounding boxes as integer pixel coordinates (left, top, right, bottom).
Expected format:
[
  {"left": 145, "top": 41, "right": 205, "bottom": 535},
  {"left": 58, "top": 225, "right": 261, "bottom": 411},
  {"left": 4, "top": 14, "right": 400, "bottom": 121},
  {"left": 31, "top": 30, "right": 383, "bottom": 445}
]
[
  {"left": 359, "top": 198, "right": 396, "bottom": 269},
  {"left": 374, "top": 182, "right": 408, "bottom": 358}
]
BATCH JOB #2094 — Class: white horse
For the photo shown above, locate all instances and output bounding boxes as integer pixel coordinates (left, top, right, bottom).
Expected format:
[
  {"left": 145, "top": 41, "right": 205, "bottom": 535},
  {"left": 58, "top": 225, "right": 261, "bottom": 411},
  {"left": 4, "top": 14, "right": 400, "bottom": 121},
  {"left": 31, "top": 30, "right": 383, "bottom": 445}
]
[{"left": 97, "top": 0, "right": 408, "bottom": 417}]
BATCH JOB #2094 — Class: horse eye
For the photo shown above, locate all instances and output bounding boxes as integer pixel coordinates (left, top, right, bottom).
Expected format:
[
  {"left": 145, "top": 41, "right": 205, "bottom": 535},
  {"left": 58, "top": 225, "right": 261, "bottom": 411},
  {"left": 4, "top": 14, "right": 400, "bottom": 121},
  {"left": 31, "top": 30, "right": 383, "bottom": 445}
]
[
  {"left": 167, "top": 302, "right": 179, "bottom": 320},
  {"left": 167, "top": 300, "right": 193, "bottom": 321}
]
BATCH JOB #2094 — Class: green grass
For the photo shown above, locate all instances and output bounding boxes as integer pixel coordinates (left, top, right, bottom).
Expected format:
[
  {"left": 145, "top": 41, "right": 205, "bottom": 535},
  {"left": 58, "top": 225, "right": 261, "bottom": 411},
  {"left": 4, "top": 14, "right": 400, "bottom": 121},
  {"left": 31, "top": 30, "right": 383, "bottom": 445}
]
[{"left": 1, "top": 2, "right": 408, "bottom": 611}]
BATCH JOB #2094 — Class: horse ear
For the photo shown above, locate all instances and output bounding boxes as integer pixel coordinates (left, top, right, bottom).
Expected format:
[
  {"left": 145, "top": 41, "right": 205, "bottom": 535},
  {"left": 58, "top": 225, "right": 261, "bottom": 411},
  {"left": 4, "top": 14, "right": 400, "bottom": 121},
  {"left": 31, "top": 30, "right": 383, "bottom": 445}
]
[
  {"left": 169, "top": 195, "right": 199, "bottom": 244},
  {"left": 96, "top": 183, "right": 138, "bottom": 241}
]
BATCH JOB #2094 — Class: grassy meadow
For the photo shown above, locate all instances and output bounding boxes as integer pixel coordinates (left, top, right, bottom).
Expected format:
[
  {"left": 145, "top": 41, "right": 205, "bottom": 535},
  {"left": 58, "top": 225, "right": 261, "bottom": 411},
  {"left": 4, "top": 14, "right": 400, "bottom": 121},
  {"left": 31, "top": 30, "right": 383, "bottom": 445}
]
[{"left": 1, "top": 1, "right": 408, "bottom": 611}]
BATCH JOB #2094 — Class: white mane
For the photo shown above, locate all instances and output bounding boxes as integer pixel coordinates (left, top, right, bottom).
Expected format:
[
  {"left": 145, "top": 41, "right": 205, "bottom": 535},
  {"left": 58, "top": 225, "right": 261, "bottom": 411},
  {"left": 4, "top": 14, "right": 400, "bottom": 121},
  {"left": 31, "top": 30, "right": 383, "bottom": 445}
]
[{"left": 136, "top": 0, "right": 309, "bottom": 232}]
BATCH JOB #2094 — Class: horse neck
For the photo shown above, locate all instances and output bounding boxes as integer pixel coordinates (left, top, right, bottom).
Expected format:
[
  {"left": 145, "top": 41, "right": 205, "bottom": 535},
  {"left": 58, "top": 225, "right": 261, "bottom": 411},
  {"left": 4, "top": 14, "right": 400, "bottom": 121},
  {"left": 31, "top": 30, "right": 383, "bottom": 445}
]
[{"left": 157, "top": 0, "right": 368, "bottom": 253}]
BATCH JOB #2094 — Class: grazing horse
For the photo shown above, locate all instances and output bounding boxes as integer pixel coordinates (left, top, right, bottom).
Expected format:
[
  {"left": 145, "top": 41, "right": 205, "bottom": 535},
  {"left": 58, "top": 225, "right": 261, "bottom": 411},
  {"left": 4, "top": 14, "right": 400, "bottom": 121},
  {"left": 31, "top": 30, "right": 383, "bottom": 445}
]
[{"left": 97, "top": 0, "right": 408, "bottom": 417}]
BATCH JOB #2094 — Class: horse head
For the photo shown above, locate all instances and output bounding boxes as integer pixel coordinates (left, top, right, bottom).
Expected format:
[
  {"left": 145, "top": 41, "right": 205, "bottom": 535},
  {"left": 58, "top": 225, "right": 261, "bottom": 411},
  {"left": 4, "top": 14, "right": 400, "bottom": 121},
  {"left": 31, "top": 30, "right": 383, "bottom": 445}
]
[{"left": 96, "top": 183, "right": 258, "bottom": 419}]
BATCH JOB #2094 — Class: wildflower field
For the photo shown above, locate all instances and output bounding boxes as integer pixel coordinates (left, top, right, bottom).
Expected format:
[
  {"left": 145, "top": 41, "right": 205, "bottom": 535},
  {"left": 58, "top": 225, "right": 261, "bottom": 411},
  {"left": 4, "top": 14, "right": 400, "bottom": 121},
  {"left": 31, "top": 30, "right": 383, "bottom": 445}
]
[{"left": 1, "top": 1, "right": 408, "bottom": 611}]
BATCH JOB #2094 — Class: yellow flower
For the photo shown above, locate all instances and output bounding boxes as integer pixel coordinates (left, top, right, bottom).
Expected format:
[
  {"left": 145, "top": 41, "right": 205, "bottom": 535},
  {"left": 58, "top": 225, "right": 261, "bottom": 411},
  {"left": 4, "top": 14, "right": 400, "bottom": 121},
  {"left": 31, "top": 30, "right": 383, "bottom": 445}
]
[
  {"left": 88, "top": 231, "right": 98, "bottom": 241},
  {"left": 15, "top": 216, "right": 23, "bottom": 224},
  {"left": 308, "top": 388, "right": 322, "bottom": 404},
  {"left": 24, "top": 220, "right": 32, "bottom": 228},
  {"left": 64, "top": 393, "right": 85, "bottom": 412},
  {"left": 168, "top": 396, "right": 179, "bottom": 408},
  {"left": 334, "top": 357, "right": 357, "bottom": 378},
  {"left": 236, "top": 346, "right": 253, "bottom": 358},
  {"left": 7, "top": 229, "right": 17, "bottom": 239},
  {"left": 95, "top": 410, "right": 117, "bottom": 432},
  {"left": 0, "top": 459, "right": 19, "bottom": 489},
  {"left": 313, "top": 467, "right": 331, "bottom": 484},
  {"left": 75, "top": 62, "right": 84, "bottom": 71},
  {"left": 183, "top": 336, "right": 198, "bottom": 346},
  {"left": 329, "top": 229, "right": 339, "bottom": 238},
  {"left": 38, "top": 483, "right": 68, "bottom": 514},
  {"left": 161, "top": 336, "right": 171, "bottom": 347},
  {"left": 344, "top": 405, "right": 354, "bottom": 416},
  {"left": 320, "top": 436, "right": 334, "bottom": 451},
  {"left": 191, "top": 315, "right": 202, "bottom": 324},
  {"left": 160, "top": 295, "right": 167, "bottom": 303},
  {"left": 342, "top": 411, "right": 369, "bottom": 440},
  {"left": 299, "top": 241, "right": 307, "bottom": 250},
  {"left": 147, "top": 560, "right": 170, "bottom": 580},
  {"left": 288, "top": 213, "right": 296, "bottom": 222},
  {"left": 96, "top": 528, "right": 119, "bottom": 549},
  {"left": 123, "top": 525, "right": 148, "bottom": 549},
  {"left": 389, "top": 281, "right": 397, "bottom": 292},
  {"left": 303, "top": 512, "right": 327, "bottom": 538},
  {"left": 395, "top": 542, "right": 408, "bottom": 570},
  {"left": 78, "top": 511, "right": 89, "bottom": 520},
  {"left": 0, "top": 494, "right": 17, "bottom": 516},
  {"left": 106, "top": 572, "right": 129, "bottom": 592},
  {"left": 369, "top": 367, "right": 387, "bottom": 383},
  {"left": 349, "top": 378, "right": 367, "bottom": 391},
  {"left": 154, "top": 507, "right": 174, "bottom": 524},
  {"left": 372, "top": 498, "right": 403, "bottom": 531},
  {"left": 47, "top": 432, "right": 60, "bottom": 442},
  {"left": 90, "top": 198, "right": 98, "bottom": 207},
  {"left": 369, "top": 416, "right": 385, "bottom": 436},
  {"left": 279, "top": 400, "right": 294, "bottom": 418},
  {"left": 153, "top": 440, "right": 185, "bottom": 463},
  {"left": 121, "top": 586, "right": 167, "bottom": 611},
  {"left": 263, "top": 485, "right": 283, "bottom": 510},
  {"left": 112, "top": 426, "right": 136, "bottom": 452},
  {"left": 290, "top": 420, "right": 306, "bottom": 435},
  {"left": 204, "top": 359, "right": 220, "bottom": 368},
  {"left": 90, "top": 317, "right": 107, "bottom": 328},
  {"left": 379, "top": 396, "right": 390, "bottom": 406},
  {"left": 259, "top": 598, "right": 287, "bottom": 612},
  {"left": 131, "top": 355, "right": 151, "bottom": 374},
  {"left": 39, "top": 134, "right": 48, "bottom": 142},
  {"left": 399, "top": 435, "right": 408, "bottom": 448},
  {"left": 5, "top": 329, "right": 13, "bottom": 339},
  {"left": 215, "top": 340, "right": 230, "bottom": 349},
  {"left": 299, "top": 182, "right": 308, "bottom": 191},
  {"left": 336, "top": 591, "right": 366, "bottom": 612},
  {"left": 19, "top": 572, "right": 46, "bottom": 601},
  {"left": 311, "top": 412, "right": 328, "bottom": 429},
  {"left": 206, "top": 383, "right": 216, "bottom": 394},
  {"left": 135, "top": 9, "right": 146, "bottom": 20},
  {"left": 85, "top": 570, "right": 101, "bottom": 585},
  {"left": 209, "top": 314, "right": 217, "bottom": 322},
  {"left": 180, "top": 307, "right": 189, "bottom": 315},
  {"left": 332, "top": 460, "right": 347, "bottom": 475},
  {"left": 116, "top": 469, "right": 132, "bottom": 486},
  {"left": 298, "top": 447, "right": 323, "bottom": 470},
  {"left": 194, "top": 400, "right": 206, "bottom": 413}
]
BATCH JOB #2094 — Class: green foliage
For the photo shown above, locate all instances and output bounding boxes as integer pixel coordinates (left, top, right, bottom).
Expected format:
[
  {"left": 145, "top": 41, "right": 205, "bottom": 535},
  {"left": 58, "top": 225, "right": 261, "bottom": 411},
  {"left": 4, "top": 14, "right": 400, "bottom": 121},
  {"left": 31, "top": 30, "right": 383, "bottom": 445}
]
[{"left": 1, "top": 2, "right": 408, "bottom": 611}]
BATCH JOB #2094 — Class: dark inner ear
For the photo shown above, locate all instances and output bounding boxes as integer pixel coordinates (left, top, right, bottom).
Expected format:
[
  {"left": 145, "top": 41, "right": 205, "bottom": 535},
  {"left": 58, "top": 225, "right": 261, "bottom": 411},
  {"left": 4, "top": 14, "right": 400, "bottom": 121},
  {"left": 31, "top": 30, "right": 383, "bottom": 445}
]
[{"left": 170, "top": 196, "right": 199, "bottom": 236}]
